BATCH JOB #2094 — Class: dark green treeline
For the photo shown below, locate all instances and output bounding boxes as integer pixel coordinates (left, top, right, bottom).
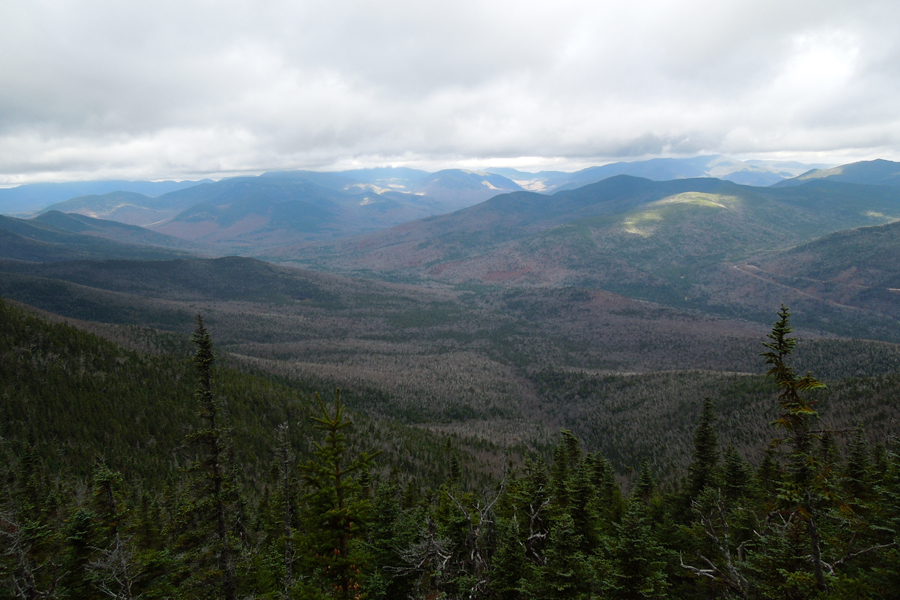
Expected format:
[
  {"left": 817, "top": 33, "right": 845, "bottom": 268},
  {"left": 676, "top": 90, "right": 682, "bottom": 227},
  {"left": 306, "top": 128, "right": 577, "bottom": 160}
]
[{"left": 2, "top": 298, "right": 900, "bottom": 599}]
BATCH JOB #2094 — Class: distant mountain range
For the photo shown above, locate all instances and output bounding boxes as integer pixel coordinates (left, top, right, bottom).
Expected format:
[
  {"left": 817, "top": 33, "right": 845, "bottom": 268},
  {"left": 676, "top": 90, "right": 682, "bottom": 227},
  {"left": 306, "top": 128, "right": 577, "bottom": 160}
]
[
  {"left": 274, "top": 170, "right": 900, "bottom": 341},
  {"left": 0, "top": 179, "right": 210, "bottom": 214},
  {"left": 0, "top": 155, "right": 835, "bottom": 222},
  {"left": 3, "top": 156, "right": 900, "bottom": 343},
  {"left": 293, "top": 174, "right": 900, "bottom": 278},
  {"left": 486, "top": 155, "right": 833, "bottom": 192}
]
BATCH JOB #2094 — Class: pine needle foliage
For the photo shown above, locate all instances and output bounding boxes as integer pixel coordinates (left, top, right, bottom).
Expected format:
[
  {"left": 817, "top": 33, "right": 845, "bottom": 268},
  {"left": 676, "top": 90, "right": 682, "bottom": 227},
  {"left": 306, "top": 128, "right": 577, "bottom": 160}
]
[
  {"left": 760, "top": 304, "right": 826, "bottom": 440},
  {"left": 298, "top": 390, "right": 380, "bottom": 600},
  {"left": 173, "top": 315, "right": 238, "bottom": 600}
]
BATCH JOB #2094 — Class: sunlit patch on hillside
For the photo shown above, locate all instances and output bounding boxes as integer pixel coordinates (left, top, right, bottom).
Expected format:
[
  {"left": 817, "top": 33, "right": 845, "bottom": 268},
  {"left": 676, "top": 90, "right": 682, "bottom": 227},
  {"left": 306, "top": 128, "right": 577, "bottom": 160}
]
[
  {"left": 622, "top": 210, "right": 663, "bottom": 237},
  {"left": 621, "top": 193, "right": 737, "bottom": 236},
  {"left": 513, "top": 179, "right": 548, "bottom": 192},
  {"left": 655, "top": 192, "right": 738, "bottom": 208},
  {"left": 346, "top": 183, "right": 393, "bottom": 194}
]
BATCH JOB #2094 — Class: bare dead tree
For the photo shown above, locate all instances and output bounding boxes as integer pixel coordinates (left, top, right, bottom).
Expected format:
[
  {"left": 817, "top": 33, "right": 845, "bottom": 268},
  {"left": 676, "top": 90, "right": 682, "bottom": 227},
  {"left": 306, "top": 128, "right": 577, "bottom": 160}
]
[
  {"left": 445, "top": 476, "right": 506, "bottom": 597},
  {"left": 87, "top": 534, "right": 141, "bottom": 600},
  {"left": 0, "top": 508, "right": 63, "bottom": 599},
  {"left": 679, "top": 491, "right": 749, "bottom": 598}
]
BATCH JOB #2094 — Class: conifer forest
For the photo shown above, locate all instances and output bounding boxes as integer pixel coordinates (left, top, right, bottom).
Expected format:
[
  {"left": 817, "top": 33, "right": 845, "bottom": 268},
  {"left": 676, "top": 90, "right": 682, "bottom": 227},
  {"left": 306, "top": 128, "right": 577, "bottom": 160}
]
[
  {"left": 2, "top": 295, "right": 900, "bottom": 600},
  {"left": 6, "top": 0, "right": 900, "bottom": 597}
]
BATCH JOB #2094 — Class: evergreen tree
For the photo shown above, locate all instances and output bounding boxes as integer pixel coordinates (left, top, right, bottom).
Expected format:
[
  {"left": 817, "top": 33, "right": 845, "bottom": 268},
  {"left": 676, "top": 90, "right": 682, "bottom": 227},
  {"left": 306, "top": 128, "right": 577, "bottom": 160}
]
[
  {"left": 60, "top": 507, "right": 100, "bottom": 600},
  {"left": 586, "top": 452, "right": 624, "bottom": 531},
  {"left": 845, "top": 427, "right": 873, "bottom": 499},
  {"left": 760, "top": 305, "right": 829, "bottom": 591},
  {"left": 298, "top": 389, "right": 379, "bottom": 600},
  {"left": 550, "top": 430, "right": 580, "bottom": 510},
  {"left": 172, "top": 315, "right": 238, "bottom": 600},
  {"left": 528, "top": 514, "right": 591, "bottom": 600},
  {"left": 86, "top": 464, "right": 142, "bottom": 600},
  {"left": 488, "top": 515, "right": 530, "bottom": 600},
  {"left": 600, "top": 501, "right": 670, "bottom": 599},
  {"left": 0, "top": 445, "right": 65, "bottom": 599},
  {"left": 722, "top": 445, "right": 751, "bottom": 503},
  {"left": 687, "top": 398, "right": 721, "bottom": 499},
  {"left": 633, "top": 460, "right": 655, "bottom": 504}
]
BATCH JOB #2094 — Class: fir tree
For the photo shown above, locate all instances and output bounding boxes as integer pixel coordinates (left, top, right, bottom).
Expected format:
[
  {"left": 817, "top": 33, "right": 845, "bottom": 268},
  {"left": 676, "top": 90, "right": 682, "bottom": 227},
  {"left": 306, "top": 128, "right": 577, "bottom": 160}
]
[
  {"left": 687, "top": 398, "right": 721, "bottom": 499},
  {"left": 601, "top": 501, "right": 670, "bottom": 599},
  {"left": 760, "top": 305, "right": 829, "bottom": 592},
  {"left": 529, "top": 514, "right": 591, "bottom": 600},
  {"left": 488, "top": 515, "right": 530, "bottom": 600},
  {"left": 722, "top": 445, "right": 751, "bottom": 503},
  {"left": 173, "top": 315, "right": 238, "bottom": 600},
  {"left": 633, "top": 460, "right": 655, "bottom": 504},
  {"left": 298, "top": 389, "right": 379, "bottom": 600}
]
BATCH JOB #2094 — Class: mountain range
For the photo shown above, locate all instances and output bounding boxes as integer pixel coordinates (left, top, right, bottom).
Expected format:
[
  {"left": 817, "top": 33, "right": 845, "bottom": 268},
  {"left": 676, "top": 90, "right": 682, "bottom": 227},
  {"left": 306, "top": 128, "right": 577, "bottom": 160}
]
[
  {"left": 0, "top": 154, "right": 837, "bottom": 230},
  {"left": 2, "top": 156, "right": 900, "bottom": 467}
]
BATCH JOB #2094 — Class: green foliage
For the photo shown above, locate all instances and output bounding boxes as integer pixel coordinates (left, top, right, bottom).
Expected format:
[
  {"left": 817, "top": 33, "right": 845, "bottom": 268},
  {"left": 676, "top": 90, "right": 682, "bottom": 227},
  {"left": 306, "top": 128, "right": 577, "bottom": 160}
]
[
  {"left": 4, "top": 298, "right": 900, "bottom": 598},
  {"left": 171, "top": 315, "right": 238, "bottom": 600},
  {"left": 298, "top": 390, "right": 379, "bottom": 599},
  {"left": 687, "top": 397, "right": 721, "bottom": 498}
]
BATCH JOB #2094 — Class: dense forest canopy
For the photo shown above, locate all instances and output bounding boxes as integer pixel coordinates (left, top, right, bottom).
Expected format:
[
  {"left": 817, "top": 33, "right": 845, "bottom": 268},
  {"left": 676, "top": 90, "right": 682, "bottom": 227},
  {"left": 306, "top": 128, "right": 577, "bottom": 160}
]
[{"left": 2, "top": 297, "right": 900, "bottom": 599}]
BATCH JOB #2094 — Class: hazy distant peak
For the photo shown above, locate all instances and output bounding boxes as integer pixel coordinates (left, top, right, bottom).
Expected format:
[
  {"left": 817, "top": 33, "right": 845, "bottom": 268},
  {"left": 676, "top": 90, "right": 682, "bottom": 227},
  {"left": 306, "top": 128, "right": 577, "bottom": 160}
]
[{"left": 777, "top": 159, "right": 900, "bottom": 188}]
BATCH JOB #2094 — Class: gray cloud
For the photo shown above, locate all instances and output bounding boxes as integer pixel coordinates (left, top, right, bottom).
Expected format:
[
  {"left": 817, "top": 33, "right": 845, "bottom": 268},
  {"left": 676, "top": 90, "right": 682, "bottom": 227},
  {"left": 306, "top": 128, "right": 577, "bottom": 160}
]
[{"left": 2, "top": 0, "right": 899, "bottom": 183}]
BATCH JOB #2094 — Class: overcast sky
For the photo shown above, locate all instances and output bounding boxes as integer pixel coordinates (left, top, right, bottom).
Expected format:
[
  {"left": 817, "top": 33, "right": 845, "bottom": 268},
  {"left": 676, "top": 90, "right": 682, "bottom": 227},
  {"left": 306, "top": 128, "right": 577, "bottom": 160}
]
[{"left": 2, "top": 0, "right": 899, "bottom": 184}]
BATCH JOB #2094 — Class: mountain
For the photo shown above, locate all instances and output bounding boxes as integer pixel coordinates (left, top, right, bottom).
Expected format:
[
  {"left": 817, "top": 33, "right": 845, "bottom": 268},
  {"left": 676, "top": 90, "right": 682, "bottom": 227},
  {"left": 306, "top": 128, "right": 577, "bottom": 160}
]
[
  {"left": 293, "top": 176, "right": 900, "bottom": 277},
  {"left": 0, "top": 213, "right": 197, "bottom": 262},
  {"left": 31, "top": 211, "right": 202, "bottom": 252},
  {"left": 775, "top": 159, "right": 900, "bottom": 187},
  {"left": 148, "top": 177, "right": 456, "bottom": 249},
  {"left": 276, "top": 176, "right": 900, "bottom": 341},
  {"left": 261, "top": 166, "right": 431, "bottom": 193},
  {"left": 0, "top": 179, "right": 208, "bottom": 214},
  {"left": 404, "top": 169, "right": 523, "bottom": 208},
  {"left": 35, "top": 171, "right": 508, "bottom": 248},
  {"left": 41, "top": 191, "right": 184, "bottom": 226},
  {"left": 721, "top": 220, "right": 900, "bottom": 325},
  {"left": 341, "top": 166, "right": 431, "bottom": 188},
  {"left": 486, "top": 155, "right": 828, "bottom": 193}
]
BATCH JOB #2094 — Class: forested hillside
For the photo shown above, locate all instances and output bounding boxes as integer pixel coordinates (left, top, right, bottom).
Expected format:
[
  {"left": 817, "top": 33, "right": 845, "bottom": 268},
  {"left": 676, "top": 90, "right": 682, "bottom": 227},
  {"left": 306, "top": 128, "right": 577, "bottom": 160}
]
[{"left": 3, "top": 297, "right": 900, "bottom": 598}]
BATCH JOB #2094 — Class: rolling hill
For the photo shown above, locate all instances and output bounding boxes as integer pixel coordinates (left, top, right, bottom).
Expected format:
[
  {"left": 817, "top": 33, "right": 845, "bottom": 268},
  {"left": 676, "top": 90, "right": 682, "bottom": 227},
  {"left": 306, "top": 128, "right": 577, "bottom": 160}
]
[
  {"left": 775, "top": 158, "right": 900, "bottom": 187},
  {"left": 32, "top": 210, "right": 201, "bottom": 252},
  {"left": 702, "top": 219, "right": 900, "bottom": 333},
  {"left": 0, "top": 178, "right": 208, "bottom": 214},
  {"left": 41, "top": 191, "right": 178, "bottom": 226},
  {"left": 288, "top": 176, "right": 900, "bottom": 280},
  {"left": 267, "top": 175, "right": 900, "bottom": 341},
  {"left": 0, "top": 213, "right": 198, "bottom": 262}
]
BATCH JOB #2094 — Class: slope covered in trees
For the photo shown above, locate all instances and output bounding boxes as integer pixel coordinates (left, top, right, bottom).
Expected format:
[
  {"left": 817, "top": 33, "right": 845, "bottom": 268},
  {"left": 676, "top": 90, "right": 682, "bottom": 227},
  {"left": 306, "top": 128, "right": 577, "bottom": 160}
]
[{"left": 3, "top": 300, "right": 900, "bottom": 599}]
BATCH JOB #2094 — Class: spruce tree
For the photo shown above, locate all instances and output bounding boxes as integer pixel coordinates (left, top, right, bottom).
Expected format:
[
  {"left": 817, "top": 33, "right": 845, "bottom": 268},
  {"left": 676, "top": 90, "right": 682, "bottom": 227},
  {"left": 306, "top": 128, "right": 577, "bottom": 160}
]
[
  {"left": 722, "top": 445, "right": 751, "bottom": 503},
  {"left": 488, "top": 515, "right": 530, "bottom": 600},
  {"left": 298, "top": 389, "right": 379, "bottom": 600},
  {"left": 633, "top": 460, "right": 655, "bottom": 504},
  {"left": 173, "top": 315, "right": 238, "bottom": 600},
  {"left": 601, "top": 501, "right": 669, "bottom": 599},
  {"left": 687, "top": 398, "right": 720, "bottom": 499},
  {"left": 760, "top": 305, "right": 828, "bottom": 592}
]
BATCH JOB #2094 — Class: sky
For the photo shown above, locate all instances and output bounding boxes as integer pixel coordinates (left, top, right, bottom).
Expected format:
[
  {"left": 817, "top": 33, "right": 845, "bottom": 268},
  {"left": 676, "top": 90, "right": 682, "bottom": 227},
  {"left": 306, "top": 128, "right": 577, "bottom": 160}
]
[{"left": 2, "top": 0, "right": 899, "bottom": 184}]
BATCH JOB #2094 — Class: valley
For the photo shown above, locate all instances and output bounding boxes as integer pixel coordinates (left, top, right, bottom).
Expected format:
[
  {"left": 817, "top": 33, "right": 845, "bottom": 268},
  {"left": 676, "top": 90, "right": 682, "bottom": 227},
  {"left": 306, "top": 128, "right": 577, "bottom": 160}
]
[{"left": 2, "top": 157, "right": 900, "bottom": 475}]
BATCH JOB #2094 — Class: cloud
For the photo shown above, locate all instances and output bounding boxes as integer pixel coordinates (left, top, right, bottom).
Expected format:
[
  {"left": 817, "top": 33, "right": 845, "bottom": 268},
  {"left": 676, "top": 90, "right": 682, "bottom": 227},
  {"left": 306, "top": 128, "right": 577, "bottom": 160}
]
[{"left": 2, "top": 0, "right": 899, "bottom": 182}]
